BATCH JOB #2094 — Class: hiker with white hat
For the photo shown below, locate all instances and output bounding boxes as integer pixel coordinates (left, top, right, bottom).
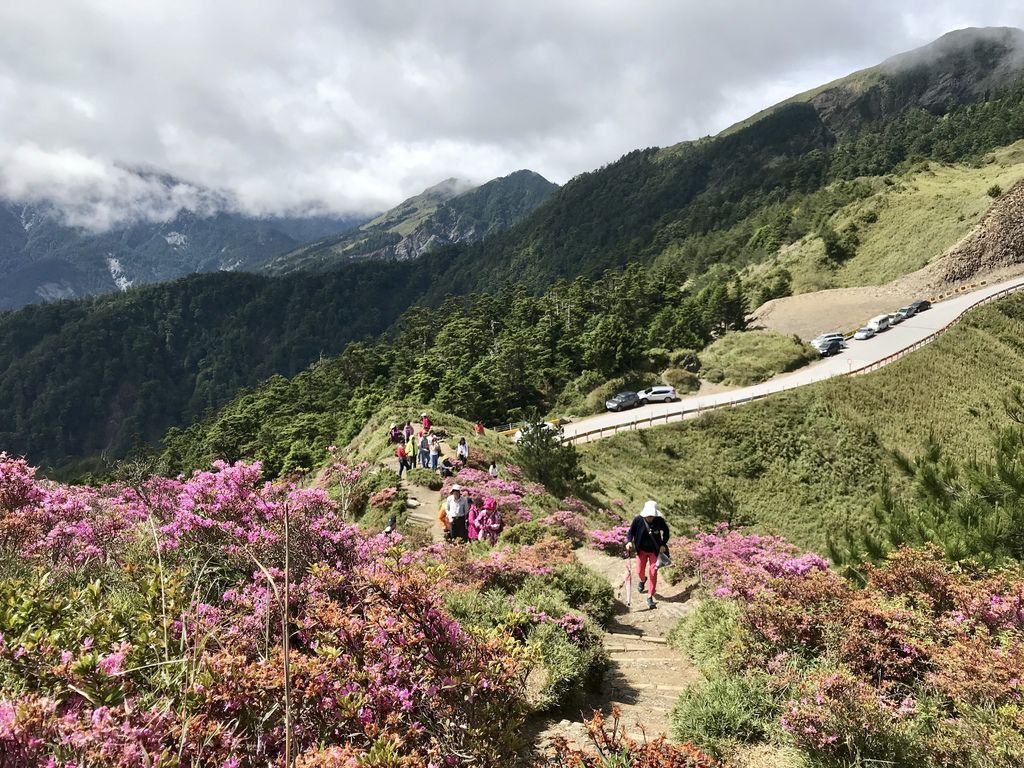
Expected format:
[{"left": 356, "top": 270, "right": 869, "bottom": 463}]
[
  {"left": 625, "top": 499, "right": 671, "bottom": 609},
  {"left": 444, "top": 483, "right": 470, "bottom": 542}
]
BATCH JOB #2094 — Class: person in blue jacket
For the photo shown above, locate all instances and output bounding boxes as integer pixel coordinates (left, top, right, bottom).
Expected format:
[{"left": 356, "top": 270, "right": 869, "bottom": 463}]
[{"left": 625, "top": 499, "right": 670, "bottom": 609}]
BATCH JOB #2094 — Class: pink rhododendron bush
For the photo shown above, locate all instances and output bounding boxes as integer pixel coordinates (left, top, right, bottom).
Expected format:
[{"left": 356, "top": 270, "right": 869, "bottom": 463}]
[
  {"left": 668, "top": 530, "right": 1024, "bottom": 766},
  {"left": 0, "top": 453, "right": 544, "bottom": 766}
]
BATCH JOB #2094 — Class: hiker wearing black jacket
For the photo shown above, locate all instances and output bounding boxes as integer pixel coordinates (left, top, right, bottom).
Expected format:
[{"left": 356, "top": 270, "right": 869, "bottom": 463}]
[{"left": 625, "top": 499, "right": 670, "bottom": 609}]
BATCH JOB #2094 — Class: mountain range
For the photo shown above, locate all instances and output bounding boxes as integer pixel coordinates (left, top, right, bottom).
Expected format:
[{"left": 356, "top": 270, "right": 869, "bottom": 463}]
[
  {"left": 3, "top": 26, "right": 1024, "bottom": 473},
  {"left": 0, "top": 169, "right": 557, "bottom": 310}
]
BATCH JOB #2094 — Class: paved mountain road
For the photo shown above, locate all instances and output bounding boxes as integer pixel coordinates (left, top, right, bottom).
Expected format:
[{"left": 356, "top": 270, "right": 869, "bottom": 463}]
[{"left": 561, "top": 275, "right": 1024, "bottom": 444}]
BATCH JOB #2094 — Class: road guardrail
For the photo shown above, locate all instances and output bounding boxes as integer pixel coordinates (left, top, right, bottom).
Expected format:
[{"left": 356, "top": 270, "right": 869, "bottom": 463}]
[{"left": 562, "top": 280, "right": 1024, "bottom": 445}]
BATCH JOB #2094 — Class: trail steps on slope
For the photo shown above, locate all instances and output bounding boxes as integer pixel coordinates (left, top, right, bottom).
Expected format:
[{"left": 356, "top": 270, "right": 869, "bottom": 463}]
[{"left": 532, "top": 547, "right": 700, "bottom": 754}]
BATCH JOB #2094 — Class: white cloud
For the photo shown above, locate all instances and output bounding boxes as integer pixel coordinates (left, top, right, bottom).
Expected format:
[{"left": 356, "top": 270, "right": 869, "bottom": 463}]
[{"left": 0, "top": 0, "right": 1021, "bottom": 229}]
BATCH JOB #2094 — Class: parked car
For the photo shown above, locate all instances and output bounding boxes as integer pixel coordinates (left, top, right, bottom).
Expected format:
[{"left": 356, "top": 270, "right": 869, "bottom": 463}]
[
  {"left": 811, "top": 332, "right": 846, "bottom": 351},
  {"left": 854, "top": 327, "right": 875, "bottom": 340},
  {"left": 909, "top": 299, "right": 931, "bottom": 313},
  {"left": 818, "top": 339, "right": 844, "bottom": 357},
  {"left": 887, "top": 311, "right": 903, "bottom": 325},
  {"left": 637, "top": 385, "right": 677, "bottom": 404},
  {"left": 511, "top": 421, "right": 558, "bottom": 443},
  {"left": 894, "top": 306, "right": 914, "bottom": 322},
  {"left": 866, "top": 314, "right": 891, "bottom": 333},
  {"left": 605, "top": 391, "right": 641, "bottom": 412}
]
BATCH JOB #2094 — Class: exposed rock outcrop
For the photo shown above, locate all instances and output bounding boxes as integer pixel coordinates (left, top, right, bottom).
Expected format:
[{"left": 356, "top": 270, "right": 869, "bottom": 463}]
[{"left": 939, "top": 181, "right": 1024, "bottom": 283}]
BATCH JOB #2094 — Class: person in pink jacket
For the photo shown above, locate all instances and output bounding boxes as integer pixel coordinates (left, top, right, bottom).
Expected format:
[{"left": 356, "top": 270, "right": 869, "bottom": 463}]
[
  {"left": 467, "top": 497, "right": 481, "bottom": 541},
  {"left": 476, "top": 498, "right": 503, "bottom": 545}
]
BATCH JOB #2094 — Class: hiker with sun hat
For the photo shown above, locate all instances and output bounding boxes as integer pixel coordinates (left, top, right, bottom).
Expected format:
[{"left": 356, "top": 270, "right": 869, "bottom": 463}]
[
  {"left": 444, "top": 483, "right": 470, "bottom": 542},
  {"left": 625, "top": 499, "right": 671, "bottom": 609}
]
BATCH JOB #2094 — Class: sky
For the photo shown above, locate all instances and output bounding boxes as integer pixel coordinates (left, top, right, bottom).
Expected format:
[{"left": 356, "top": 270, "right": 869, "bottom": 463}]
[{"left": 0, "top": 0, "right": 1022, "bottom": 229}]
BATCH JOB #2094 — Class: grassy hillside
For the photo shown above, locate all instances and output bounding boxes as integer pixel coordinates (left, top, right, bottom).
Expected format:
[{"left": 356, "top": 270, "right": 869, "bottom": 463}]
[
  {"left": 747, "top": 140, "right": 1024, "bottom": 293},
  {"left": 580, "top": 293, "right": 1024, "bottom": 553}
]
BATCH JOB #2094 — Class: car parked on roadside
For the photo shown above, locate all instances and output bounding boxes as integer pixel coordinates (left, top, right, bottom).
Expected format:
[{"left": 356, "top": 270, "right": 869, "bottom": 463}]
[
  {"left": 887, "top": 311, "right": 903, "bottom": 325},
  {"left": 511, "top": 421, "right": 558, "bottom": 443},
  {"left": 605, "top": 391, "right": 641, "bottom": 412},
  {"left": 854, "top": 327, "right": 876, "bottom": 340},
  {"left": 636, "top": 385, "right": 677, "bottom": 404},
  {"left": 811, "top": 332, "right": 846, "bottom": 351},
  {"left": 894, "top": 306, "right": 914, "bottom": 322},
  {"left": 818, "top": 339, "right": 844, "bottom": 357},
  {"left": 909, "top": 299, "right": 931, "bottom": 313},
  {"left": 866, "top": 314, "right": 891, "bottom": 333}
]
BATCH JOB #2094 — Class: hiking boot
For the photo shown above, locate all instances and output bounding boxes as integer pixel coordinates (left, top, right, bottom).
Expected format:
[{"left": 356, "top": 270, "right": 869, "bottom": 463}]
[
  {"left": 647, "top": 597, "right": 657, "bottom": 610},
  {"left": 637, "top": 580, "right": 646, "bottom": 594}
]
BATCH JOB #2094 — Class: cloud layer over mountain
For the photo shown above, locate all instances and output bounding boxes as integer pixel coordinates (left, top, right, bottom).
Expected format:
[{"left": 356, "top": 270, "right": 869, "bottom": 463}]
[{"left": 1, "top": 0, "right": 1021, "bottom": 228}]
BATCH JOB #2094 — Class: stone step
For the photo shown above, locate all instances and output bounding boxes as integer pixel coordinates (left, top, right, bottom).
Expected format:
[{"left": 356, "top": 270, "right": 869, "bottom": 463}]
[{"left": 607, "top": 632, "right": 667, "bottom": 644}]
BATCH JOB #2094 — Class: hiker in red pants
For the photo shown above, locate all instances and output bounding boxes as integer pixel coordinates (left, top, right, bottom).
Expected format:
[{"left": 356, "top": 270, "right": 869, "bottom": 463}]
[{"left": 625, "top": 500, "right": 670, "bottom": 610}]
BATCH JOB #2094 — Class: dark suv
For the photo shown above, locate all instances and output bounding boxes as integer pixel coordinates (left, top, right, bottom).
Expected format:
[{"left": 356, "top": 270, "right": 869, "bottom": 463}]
[
  {"left": 605, "top": 391, "right": 641, "bottom": 412},
  {"left": 909, "top": 299, "right": 931, "bottom": 313},
  {"left": 818, "top": 339, "right": 844, "bottom": 357}
]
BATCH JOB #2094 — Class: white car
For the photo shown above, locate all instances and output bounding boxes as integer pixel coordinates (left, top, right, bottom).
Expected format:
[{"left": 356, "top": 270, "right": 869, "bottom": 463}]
[
  {"left": 636, "top": 385, "right": 677, "bottom": 404},
  {"left": 511, "top": 422, "right": 557, "bottom": 443},
  {"left": 853, "top": 327, "right": 875, "bottom": 340}
]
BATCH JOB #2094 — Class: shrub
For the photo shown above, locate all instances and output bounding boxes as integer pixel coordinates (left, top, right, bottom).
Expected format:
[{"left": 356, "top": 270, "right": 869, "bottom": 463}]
[
  {"left": 513, "top": 424, "right": 595, "bottom": 498},
  {"left": 588, "top": 523, "right": 631, "bottom": 556},
  {"left": 988, "top": 183, "right": 1003, "bottom": 198},
  {"left": 535, "top": 708, "right": 721, "bottom": 767},
  {"left": 699, "top": 332, "right": 818, "bottom": 387},
  {"left": 664, "top": 368, "right": 701, "bottom": 393},
  {"left": 670, "top": 674, "right": 782, "bottom": 758},
  {"left": 544, "top": 563, "right": 616, "bottom": 625},
  {"left": 406, "top": 467, "right": 442, "bottom": 490},
  {"left": 501, "top": 521, "right": 549, "bottom": 546},
  {"left": 667, "top": 599, "right": 743, "bottom": 676}
]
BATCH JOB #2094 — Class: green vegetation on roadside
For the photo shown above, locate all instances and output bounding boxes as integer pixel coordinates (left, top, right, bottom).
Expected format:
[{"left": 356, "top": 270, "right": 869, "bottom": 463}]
[
  {"left": 581, "top": 293, "right": 1024, "bottom": 553},
  {"left": 700, "top": 331, "right": 818, "bottom": 386}
]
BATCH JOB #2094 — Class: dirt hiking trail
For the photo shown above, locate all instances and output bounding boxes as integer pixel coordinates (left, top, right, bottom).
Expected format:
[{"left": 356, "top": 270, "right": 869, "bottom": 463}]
[{"left": 532, "top": 548, "right": 700, "bottom": 753}]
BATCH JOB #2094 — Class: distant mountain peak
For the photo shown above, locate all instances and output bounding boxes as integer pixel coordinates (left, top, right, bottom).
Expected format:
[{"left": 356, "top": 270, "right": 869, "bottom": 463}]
[{"left": 267, "top": 170, "right": 558, "bottom": 274}]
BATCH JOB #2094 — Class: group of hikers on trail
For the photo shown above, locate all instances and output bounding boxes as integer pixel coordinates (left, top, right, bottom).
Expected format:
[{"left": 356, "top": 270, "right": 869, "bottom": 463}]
[
  {"left": 438, "top": 483, "right": 504, "bottom": 545},
  {"left": 389, "top": 412, "right": 487, "bottom": 478},
  {"left": 388, "top": 413, "right": 670, "bottom": 609}
]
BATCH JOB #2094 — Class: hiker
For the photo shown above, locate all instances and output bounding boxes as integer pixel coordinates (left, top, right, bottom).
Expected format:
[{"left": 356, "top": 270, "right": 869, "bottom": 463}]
[
  {"left": 456, "top": 437, "right": 469, "bottom": 466},
  {"left": 625, "top": 499, "right": 670, "bottom": 610},
  {"left": 429, "top": 433, "right": 441, "bottom": 471},
  {"left": 383, "top": 514, "right": 398, "bottom": 535},
  {"left": 474, "top": 421, "right": 485, "bottom": 436},
  {"left": 388, "top": 423, "right": 404, "bottom": 445},
  {"left": 406, "top": 431, "right": 418, "bottom": 469},
  {"left": 418, "top": 432, "right": 430, "bottom": 468},
  {"left": 488, "top": 460, "right": 499, "bottom": 479},
  {"left": 404, "top": 420, "right": 415, "bottom": 441},
  {"left": 444, "top": 484, "right": 470, "bottom": 541},
  {"left": 395, "top": 442, "right": 409, "bottom": 478},
  {"left": 439, "top": 457, "right": 455, "bottom": 478},
  {"left": 421, "top": 412, "right": 431, "bottom": 432},
  {"left": 467, "top": 496, "right": 481, "bottom": 541},
  {"left": 476, "top": 497, "right": 502, "bottom": 545}
]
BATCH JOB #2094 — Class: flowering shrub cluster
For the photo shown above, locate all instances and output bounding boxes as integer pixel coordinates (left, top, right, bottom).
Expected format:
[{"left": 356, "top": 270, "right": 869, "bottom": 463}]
[
  {"left": 588, "top": 523, "right": 631, "bottom": 556},
  {"left": 0, "top": 454, "right": 539, "bottom": 766},
  {"left": 672, "top": 523, "right": 829, "bottom": 598},
  {"left": 675, "top": 535, "right": 1024, "bottom": 766},
  {"left": 443, "top": 467, "right": 535, "bottom": 524}
]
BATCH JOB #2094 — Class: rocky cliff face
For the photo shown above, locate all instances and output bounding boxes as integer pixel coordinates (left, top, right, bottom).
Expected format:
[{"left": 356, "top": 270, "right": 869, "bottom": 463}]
[{"left": 939, "top": 181, "right": 1024, "bottom": 283}]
